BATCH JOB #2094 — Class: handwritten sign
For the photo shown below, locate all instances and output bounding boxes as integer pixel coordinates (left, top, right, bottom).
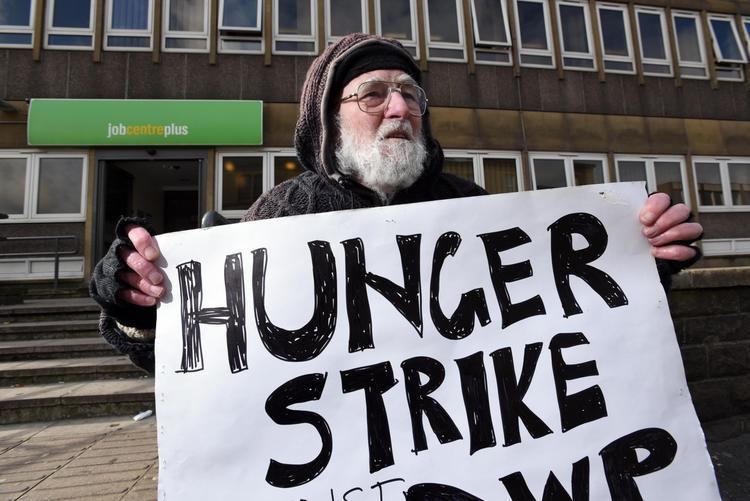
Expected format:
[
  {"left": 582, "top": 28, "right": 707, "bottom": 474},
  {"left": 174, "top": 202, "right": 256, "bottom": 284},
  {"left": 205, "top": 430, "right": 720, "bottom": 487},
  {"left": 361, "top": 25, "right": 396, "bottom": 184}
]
[{"left": 154, "top": 183, "right": 719, "bottom": 500}]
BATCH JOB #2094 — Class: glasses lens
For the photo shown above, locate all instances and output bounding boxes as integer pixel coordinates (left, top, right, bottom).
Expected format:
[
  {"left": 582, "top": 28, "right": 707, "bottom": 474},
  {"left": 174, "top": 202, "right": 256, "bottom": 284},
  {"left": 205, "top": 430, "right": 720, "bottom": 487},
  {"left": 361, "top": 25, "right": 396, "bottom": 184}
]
[
  {"left": 357, "top": 81, "right": 390, "bottom": 111},
  {"left": 355, "top": 81, "right": 427, "bottom": 116},
  {"left": 400, "top": 83, "right": 426, "bottom": 115}
]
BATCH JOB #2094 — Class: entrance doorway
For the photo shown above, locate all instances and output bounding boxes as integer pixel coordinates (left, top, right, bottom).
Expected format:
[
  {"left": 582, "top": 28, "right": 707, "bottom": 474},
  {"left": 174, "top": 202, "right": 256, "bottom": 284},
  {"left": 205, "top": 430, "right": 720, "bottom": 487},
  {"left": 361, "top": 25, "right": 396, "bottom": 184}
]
[{"left": 96, "top": 156, "right": 204, "bottom": 261}]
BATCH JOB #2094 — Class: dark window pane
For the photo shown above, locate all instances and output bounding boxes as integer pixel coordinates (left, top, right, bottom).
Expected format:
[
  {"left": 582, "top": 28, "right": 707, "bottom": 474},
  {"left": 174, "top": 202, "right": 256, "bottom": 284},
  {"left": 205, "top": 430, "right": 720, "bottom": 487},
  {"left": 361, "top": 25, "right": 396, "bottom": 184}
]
[
  {"left": 638, "top": 12, "right": 666, "bottom": 60},
  {"left": 428, "top": 0, "right": 460, "bottom": 44},
  {"left": 107, "top": 35, "right": 150, "bottom": 47},
  {"left": 379, "top": 0, "right": 412, "bottom": 40},
  {"left": 483, "top": 158, "right": 517, "bottom": 194},
  {"left": 534, "top": 158, "right": 566, "bottom": 189},
  {"left": 52, "top": 0, "right": 91, "bottom": 28},
  {"left": 223, "top": 0, "right": 259, "bottom": 29},
  {"left": 0, "top": 0, "right": 32, "bottom": 26},
  {"left": 0, "top": 158, "right": 27, "bottom": 214},
  {"left": 560, "top": 4, "right": 588, "bottom": 53},
  {"left": 599, "top": 8, "right": 628, "bottom": 57},
  {"left": 695, "top": 162, "right": 723, "bottom": 205},
  {"left": 710, "top": 19, "right": 743, "bottom": 61},
  {"left": 573, "top": 159, "right": 603, "bottom": 185},
  {"left": 0, "top": 33, "right": 33, "bottom": 44},
  {"left": 617, "top": 160, "right": 647, "bottom": 182},
  {"left": 729, "top": 162, "right": 750, "bottom": 205},
  {"left": 278, "top": 0, "right": 312, "bottom": 35},
  {"left": 443, "top": 157, "right": 474, "bottom": 181},
  {"left": 170, "top": 0, "right": 204, "bottom": 31},
  {"left": 654, "top": 161, "right": 684, "bottom": 204},
  {"left": 111, "top": 0, "right": 149, "bottom": 30},
  {"left": 222, "top": 157, "right": 263, "bottom": 210},
  {"left": 37, "top": 158, "right": 83, "bottom": 214},
  {"left": 165, "top": 38, "right": 206, "bottom": 49},
  {"left": 517, "top": 1, "right": 547, "bottom": 50},
  {"left": 330, "top": 0, "right": 362, "bottom": 36},
  {"left": 474, "top": 0, "right": 507, "bottom": 44},
  {"left": 675, "top": 16, "right": 702, "bottom": 63},
  {"left": 274, "top": 156, "right": 303, "bottom": 185},
  {"left": 48, "top": 34, "right": 93, "bottom": 46}
]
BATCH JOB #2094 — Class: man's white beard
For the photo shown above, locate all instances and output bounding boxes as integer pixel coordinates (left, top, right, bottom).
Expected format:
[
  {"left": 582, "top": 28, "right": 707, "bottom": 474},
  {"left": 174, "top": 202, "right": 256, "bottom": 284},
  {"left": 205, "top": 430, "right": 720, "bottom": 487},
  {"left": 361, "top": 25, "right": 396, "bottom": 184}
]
[{"left": 335, "top": 118, "right": 427, "bottom": 202}]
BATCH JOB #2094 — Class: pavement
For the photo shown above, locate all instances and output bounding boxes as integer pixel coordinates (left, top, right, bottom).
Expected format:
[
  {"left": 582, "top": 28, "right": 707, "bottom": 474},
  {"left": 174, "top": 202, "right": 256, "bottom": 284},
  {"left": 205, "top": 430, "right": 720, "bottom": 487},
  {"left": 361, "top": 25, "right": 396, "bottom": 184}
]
[{"left": 0, "top": 415, "right": 748, "bottom": 500}]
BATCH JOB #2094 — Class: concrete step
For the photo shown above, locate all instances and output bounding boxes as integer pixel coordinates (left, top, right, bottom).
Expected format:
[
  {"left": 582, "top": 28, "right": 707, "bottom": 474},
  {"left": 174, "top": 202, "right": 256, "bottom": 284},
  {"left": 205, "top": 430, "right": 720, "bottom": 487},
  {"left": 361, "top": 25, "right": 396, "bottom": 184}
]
[
  {"left": 0, "top": 337, "right": 116, "bottom": 361},
  {"left": 0, "top": 298, "right": 100, "bottom": 323},
  {"left": 0, "top": 356, "right": 144, "bottom": 386},
  {"left": 0, "top": 319, "right": 100, "bottom": 341},
  {"left": 0, "top": 378, "right": 155, "bottom": 425}
]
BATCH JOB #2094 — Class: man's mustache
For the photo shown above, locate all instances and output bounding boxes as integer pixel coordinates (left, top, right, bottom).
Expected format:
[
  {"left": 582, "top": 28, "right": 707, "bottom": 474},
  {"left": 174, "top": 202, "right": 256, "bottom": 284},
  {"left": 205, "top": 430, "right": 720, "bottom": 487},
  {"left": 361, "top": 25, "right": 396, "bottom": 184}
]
[{"left": 377, "top": 120, "right": 415, "bottom": 141}]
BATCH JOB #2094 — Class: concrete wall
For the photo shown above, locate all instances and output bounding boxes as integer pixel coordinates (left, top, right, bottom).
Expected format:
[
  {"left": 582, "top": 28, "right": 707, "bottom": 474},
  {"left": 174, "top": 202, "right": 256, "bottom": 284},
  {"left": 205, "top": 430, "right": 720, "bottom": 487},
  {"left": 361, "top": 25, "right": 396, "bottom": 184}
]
[{"left": 671, "top": 267, "right": 750, "bottom": 440}]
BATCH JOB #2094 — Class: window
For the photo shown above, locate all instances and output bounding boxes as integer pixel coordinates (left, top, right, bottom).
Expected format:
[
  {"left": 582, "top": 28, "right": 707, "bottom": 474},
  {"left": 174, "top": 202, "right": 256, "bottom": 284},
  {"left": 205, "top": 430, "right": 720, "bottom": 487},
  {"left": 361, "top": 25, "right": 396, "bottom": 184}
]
[
  {"left": 325, "top": 0, "right": 367, "bottom": 44},
  {"left": 615, "top": 156, "right": 689, "bottom": 207},
  {"left": 470, "top": 0, "right": 512, "bottom": 65},
  {"left": 635, "top": 6, "right": 671, "bottom": 76},
  {"left": 216, "top": 150, "right": 300, "bottom": 218},
  {"left": 530, "top": 153, "right": 607, "bottom": 189},
  {"left": 0, "top": 0, "right": 36, "bottom": 47},
  {"left": 105, "top": 0, "right": 153, "bottom": 50},
  {"left": 744, "top": 17, "right": 750, "bottom": 57},
  {"left": 219, "top": 0, "right": 263, "bottom": 52},
  {"left": 596, "top": 3, "right": 634, "bottom": 73},
  {"left": 672, "top": 11, "right": 707, "bottom": 79},
  {"left": 694, "top": 157, "right": 750, "bottom": 211},
  {"left": 0, "top": 153, "right": 87, "bottom": 222},
  {"left": 375, "top": 0, "right": 418, "bottom": 58},
  {"left": 424, "top": 0, "right": 466, "bottom": 61},
  {"left": 45, "top": 0, "right": 94, "bottom": 49},
  {"left": 443, "top": 151, "right": 523, "bottom": 192},
  {"left": 556, "top": 0, "right": 595, "bottom": 70},
  {"left": 707, "top": 14, "right": 746, "bottom": 81},
  {"left": 514, "top": 0, "right": 554, "bottom": 67},
  {"left": 164, "top": 0, "right": 209, "bottom": 51},
  {"left": 273, "top": 0, "right": 317, "bottom": 54}
]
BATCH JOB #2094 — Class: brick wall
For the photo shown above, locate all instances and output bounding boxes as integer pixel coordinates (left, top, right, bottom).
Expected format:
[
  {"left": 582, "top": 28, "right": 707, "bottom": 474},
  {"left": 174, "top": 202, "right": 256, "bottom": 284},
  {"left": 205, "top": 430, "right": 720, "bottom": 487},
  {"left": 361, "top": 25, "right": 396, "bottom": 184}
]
[{"left": 671, "top": 267, "right": 750, "bottom": 440}]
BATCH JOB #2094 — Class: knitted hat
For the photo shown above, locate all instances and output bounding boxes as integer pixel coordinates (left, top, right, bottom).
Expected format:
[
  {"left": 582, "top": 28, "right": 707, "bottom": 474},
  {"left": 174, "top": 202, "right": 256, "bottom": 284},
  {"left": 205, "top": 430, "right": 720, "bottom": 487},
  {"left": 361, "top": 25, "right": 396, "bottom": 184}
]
[{"left": 294, "top": 33, "right": 441, "bottom": 178}]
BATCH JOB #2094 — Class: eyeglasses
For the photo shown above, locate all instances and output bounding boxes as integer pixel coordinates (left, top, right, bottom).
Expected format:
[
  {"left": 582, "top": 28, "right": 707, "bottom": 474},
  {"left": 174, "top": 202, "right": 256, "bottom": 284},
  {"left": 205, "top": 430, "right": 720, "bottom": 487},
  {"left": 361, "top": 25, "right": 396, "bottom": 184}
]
[{"left": 341, "top": 80, "right": 428, "bottom": 116}]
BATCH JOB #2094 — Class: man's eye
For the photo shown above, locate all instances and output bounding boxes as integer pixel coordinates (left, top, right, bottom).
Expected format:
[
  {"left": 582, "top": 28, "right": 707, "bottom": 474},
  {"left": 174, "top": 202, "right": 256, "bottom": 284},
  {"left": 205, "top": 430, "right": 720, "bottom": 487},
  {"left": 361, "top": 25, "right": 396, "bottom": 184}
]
[{"left": 361, "top": 89, "right": 386, "bottom": 100}]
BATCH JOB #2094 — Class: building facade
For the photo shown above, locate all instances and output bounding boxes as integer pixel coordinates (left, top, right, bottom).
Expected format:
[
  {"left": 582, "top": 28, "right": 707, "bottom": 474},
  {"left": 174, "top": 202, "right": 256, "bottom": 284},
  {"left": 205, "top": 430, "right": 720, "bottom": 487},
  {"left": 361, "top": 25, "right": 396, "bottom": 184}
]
[{"left": 1, "top": 0, "right": 750, "bottom": 284}]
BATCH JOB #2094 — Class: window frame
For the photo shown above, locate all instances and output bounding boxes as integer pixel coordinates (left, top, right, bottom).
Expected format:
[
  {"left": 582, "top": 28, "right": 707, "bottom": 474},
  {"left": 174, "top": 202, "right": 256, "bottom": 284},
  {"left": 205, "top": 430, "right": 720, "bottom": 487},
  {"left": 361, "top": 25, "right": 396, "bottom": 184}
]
[
  {"left": 707, "top": 13, "right": 747, "bottom": 65},
  {"left": 272, "top": 0, "right": 318, "bottom": 55},
  {"left": 443, "top": 150, "right": 524, "bottom": 192},
  {"left": 470, "top": 0, "right": 512, "bottom": 66},
  {"left": 671, "top": 10, "right": 708, "bottom": 80},
  {"left": 215, "top": 149, "right": 298, "bottom": 219},
  {"left": 693, "top": 156, "right": 750, "bottom": 213},
  {"left": 596, "top": 2, "right": 635, "bottom": 74},
  {"left": 614, "top": 155, "right": 691, "bottom": 209},
  {"left": 104, "top": 0, "right": 154, "bottom": 51},
  {"left": 514, "top": 0, "right": 555, "bottom": 68},
  {"left": 743, "top": 17, "right": 750, "bottom": 57},
  {"left": 0, "top": 0, "right": 37, "bottom": 48},
  {"left": 375, "top": 0, "right": 419, "bottom": 58},
  {"left": 162, "top": 0, "right": 210, "bottom": 53},
  {"left": 529, "top": 152, "right": 610, "bottom": 189},
  {"left": 44, "top": 0, "right": 95, "bottom": 50},
  {"left": 634, "top": 5, "right": 672, "bottom": 77},
  {"left": 0, "top": 152, "right": 88, "bottom": 223},
  {"left": 217, "top": 0, "right": 264, "bottom": 53},
  {"left": 423, "top": 0, "right": 467, "bottom": 62},
  {"left": 324, "top": 0, "right": 368, "bottom": 44},
  {"left": 555, "top": 0, "right": 597, "bottom": 71}
]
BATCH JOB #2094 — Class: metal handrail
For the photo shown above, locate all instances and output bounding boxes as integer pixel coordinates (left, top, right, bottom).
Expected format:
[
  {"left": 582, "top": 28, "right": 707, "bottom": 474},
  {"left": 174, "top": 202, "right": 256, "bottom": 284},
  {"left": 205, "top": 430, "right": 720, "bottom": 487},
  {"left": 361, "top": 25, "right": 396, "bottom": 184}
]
[{"left": 0, "top": 235, "right": 79, "bottom": 289}]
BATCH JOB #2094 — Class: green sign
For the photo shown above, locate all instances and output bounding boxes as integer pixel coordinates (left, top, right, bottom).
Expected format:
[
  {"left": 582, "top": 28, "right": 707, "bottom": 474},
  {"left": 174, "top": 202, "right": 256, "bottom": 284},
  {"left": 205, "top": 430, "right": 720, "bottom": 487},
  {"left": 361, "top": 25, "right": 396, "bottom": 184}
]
[{"left": 28, "top": 99, "right": 263, "bottom": 146}]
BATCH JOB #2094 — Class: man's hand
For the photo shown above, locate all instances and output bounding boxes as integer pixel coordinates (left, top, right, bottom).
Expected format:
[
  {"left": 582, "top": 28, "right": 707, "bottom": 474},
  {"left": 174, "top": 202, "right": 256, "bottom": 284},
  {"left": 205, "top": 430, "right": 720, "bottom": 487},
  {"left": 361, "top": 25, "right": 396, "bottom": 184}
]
[
  {"left": 116, "top": 225, "right": 166, "bottom": 306},
  {"left": 639, "top": 193, "right": 703, "bottom": 262}
]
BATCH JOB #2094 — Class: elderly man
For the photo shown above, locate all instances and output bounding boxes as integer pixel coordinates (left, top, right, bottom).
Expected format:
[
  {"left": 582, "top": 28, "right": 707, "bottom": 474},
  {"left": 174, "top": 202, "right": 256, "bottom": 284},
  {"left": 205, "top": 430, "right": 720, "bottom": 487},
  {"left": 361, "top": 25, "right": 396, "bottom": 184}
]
[{"left": 90, "top": 33, "right": 702, "bottom": 371}]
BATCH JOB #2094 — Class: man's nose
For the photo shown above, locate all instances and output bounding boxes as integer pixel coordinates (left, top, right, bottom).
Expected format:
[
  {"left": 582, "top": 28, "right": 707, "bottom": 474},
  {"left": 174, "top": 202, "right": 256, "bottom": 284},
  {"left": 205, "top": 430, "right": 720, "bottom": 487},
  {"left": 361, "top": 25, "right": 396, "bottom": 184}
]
[{"left": 383, "top": 89, "right": 410, "bottom": 118}]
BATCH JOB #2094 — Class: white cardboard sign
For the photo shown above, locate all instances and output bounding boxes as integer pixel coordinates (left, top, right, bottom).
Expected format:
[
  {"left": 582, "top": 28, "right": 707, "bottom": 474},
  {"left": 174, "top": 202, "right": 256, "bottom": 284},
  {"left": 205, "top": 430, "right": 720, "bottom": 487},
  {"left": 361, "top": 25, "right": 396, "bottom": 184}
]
[{"left": 154, "top": 182, "right": 719, "bottom": 500}]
